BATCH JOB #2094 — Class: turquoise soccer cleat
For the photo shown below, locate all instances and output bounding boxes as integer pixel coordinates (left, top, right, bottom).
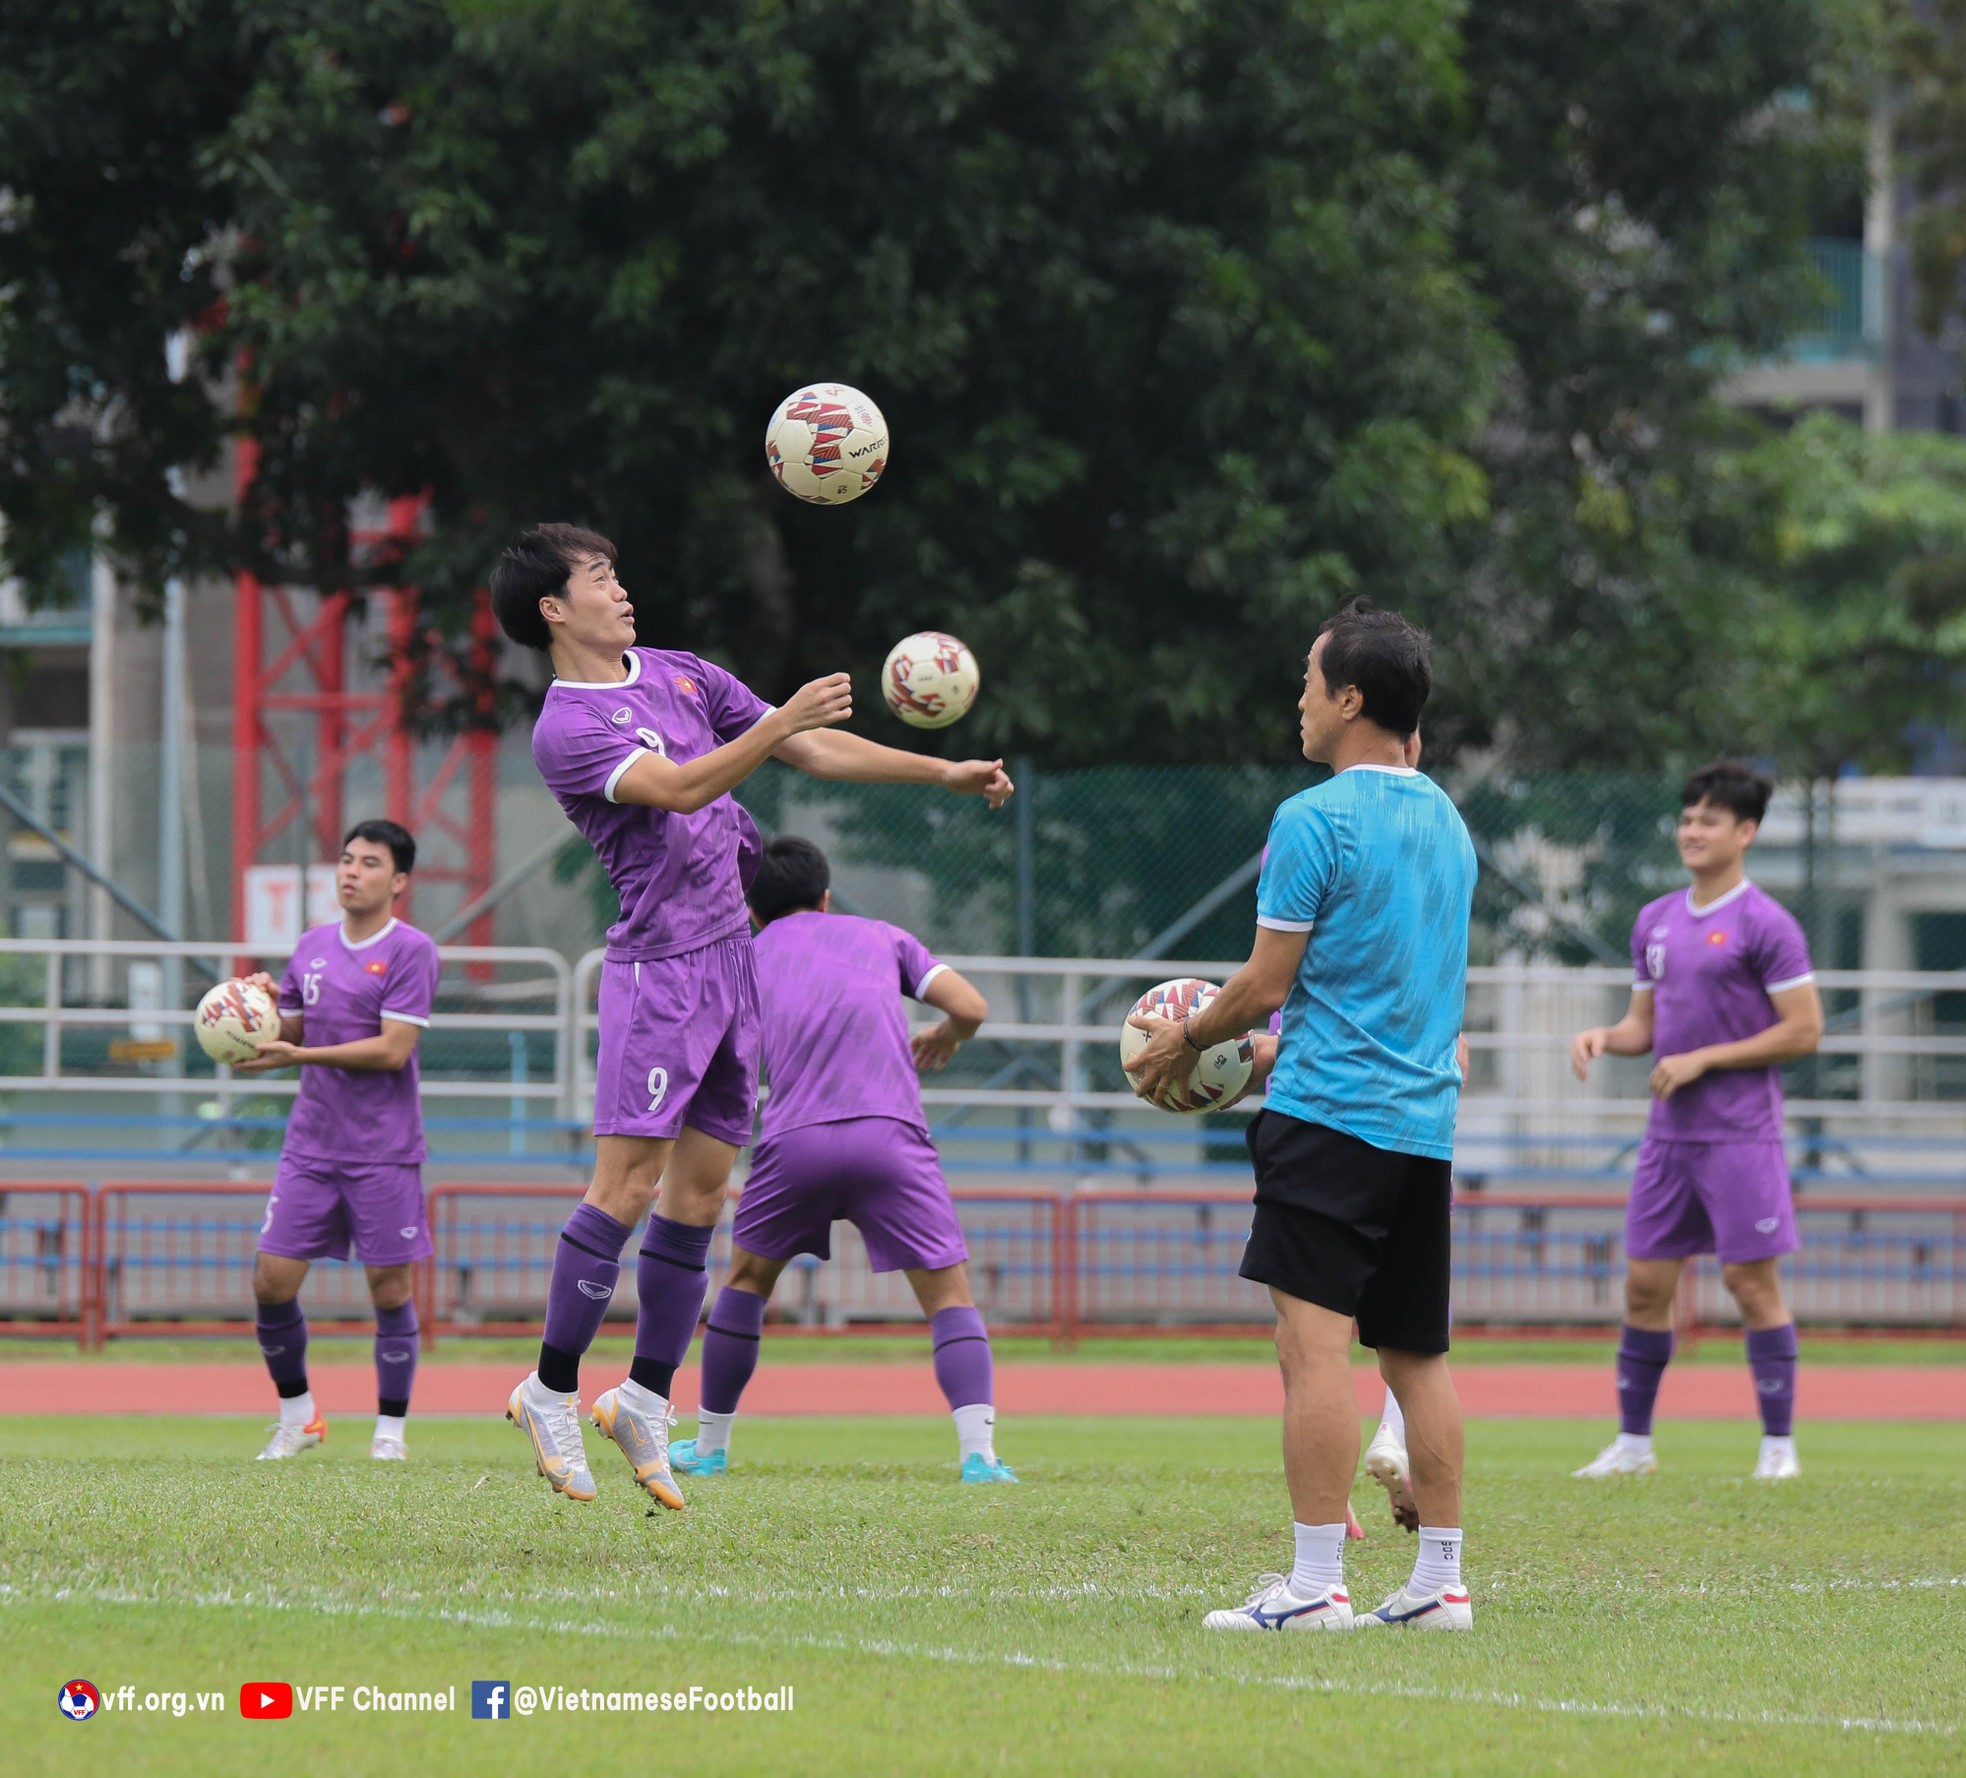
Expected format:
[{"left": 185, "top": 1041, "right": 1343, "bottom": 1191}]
[
  {"left": 669, "top": 1437, "right": 728, "bottom": 1477},
  {"left": 960, "top": 1452, "right": 1020, "bottom": 1484}
]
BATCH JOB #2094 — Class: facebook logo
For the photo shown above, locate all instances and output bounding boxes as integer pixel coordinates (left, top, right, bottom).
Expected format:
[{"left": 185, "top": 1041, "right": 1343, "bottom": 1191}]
[{"left": 471, "top": 1681, "right": 509, "bottom": 1721}]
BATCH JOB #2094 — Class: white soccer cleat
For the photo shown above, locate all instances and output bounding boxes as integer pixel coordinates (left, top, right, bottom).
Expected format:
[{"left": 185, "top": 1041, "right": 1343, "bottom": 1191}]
[
  {"left": 1202, "top": 1573, "right": 1354, "bottom": 1632},
  {"left": 370, "top": 1433, "right": 408, "bottom": 1461},
  {"left": 1572, "top": 1439, "right": 1658, "bottom": 1479},
  {"left": 506, "top": 1374, "right": 597, "bottom": 1502},
  {"left": 591, "top": 1386, "right": 685, "bottom": 1510},
  {"left": 255, "top": 1412, "right": 326, "bottom": 1461},
  {"left": 1752, "top": 1441, "right": 1801, "bottom": 1481},
  {"left": 1364, "top": 1423, "right": 1418, "bottom": 1531},
  {"left": 1357, "top": 1582, "right": 1473, "bottom": 1631}
]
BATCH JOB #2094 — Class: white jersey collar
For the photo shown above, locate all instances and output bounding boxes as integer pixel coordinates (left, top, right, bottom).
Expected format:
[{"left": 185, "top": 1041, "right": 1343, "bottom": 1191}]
[
  {"left": 1338, "top": 762, "right": 1419, "bottom": 777},
  {"left": 1685, "top": 878, "right": 1752, "bottom": 918},
  {"left": 552, "top": 650, "right": 643, "bottom": 692},
  {"left": 340, "top": 916, "right": 400, "bottom": 952}
]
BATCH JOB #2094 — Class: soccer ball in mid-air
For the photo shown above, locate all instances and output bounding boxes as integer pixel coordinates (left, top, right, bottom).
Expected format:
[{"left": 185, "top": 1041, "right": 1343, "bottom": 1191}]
[
  {"left": 765, "top": 383, "right": 889, "bottom": 505},
  {"left": 193, "top": 978, "right": 280, "bottom": 1066},
  {"left": 883, "top": 631, "right": 979, "bottom": 729},
  {"left": 1117, "top": 979, "right": 1255, "bottom": 1114}
]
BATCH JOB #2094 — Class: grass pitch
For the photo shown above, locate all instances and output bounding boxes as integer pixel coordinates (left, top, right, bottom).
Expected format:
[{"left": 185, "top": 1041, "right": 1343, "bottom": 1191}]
[{"left": 2, "top": 1414, "right": 1960, "bottom": 1775}]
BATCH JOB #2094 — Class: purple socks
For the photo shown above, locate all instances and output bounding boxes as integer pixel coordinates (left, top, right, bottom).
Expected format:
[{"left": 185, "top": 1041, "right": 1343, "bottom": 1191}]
[
  {"left": 375, "top": 1300, "right": 419, "bottom": 1417},
  {"left": 930, "top": 1305, "right": 994, "bottom": 1411},
  {"left": 1746, "top": 1323, "right": 1798, "bottom": 1437},
  {"left": 538, "top": 1202, "right": 632, "bottom": 1394},
  {"left": 628, "top": 1215, "right": 713, "bottom": 1399},
  {"left": 1616, "top": 1325, "right": 1674, "bottom": 1436},
  {"left": 256, "top": 1299, "right": 310, "bottom": 1399},
  {"left": 699, "top": 1286, "right": 768, "bottom": 1415}
]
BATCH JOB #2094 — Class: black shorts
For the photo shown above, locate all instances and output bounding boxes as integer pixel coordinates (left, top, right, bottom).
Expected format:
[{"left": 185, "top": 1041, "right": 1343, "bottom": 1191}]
[{"left": 1239, "top": 1109, "right": 1452, "bottom": 1354}]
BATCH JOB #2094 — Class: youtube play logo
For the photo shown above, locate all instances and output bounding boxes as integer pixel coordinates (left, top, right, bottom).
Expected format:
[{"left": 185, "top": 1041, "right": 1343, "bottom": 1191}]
[{"left": 239, "top": 1682, "right": 293, "bottom": 1720}]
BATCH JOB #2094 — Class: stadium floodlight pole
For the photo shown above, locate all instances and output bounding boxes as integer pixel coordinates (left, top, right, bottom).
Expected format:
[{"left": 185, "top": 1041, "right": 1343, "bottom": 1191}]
[{"left": 160, "top": 330, "right": 191, "bottom": 1078}]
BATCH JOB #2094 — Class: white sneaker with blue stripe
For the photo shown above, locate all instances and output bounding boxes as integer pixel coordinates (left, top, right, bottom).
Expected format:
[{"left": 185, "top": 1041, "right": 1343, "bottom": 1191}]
[
  {"left": 1202, "top": 1573, "right": 1354, "bottom": 1632},
  {"left": 1357, "top": 1582, "right": 1473, "bottom": 1631}
]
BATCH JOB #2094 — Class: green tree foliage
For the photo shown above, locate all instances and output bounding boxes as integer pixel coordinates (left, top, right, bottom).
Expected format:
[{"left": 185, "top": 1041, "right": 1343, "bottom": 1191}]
[{"left": 0, "top": 0, "right": 1880, "bottom": 769}]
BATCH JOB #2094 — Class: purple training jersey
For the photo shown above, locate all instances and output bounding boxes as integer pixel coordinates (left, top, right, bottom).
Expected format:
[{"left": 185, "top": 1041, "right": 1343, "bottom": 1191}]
[
  {"left": 752, "top": 910, "right": 946, "bottom": 1140},
  {"left": 1631, "top": 880, "right": 1814, "bottom": 1142},
  {"left": 532, "top": 647, "right": 773, "bottom": 961},
  {"left": 277, "top": 917, "right": 440, "bottom": 1162}
]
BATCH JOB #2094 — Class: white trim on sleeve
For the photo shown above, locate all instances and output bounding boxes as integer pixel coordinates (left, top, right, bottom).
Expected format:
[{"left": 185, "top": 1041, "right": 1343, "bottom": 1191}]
[
  {"left": 379, "top": 1010, "right": 431, "bottom": 1028},
  {"left": 603, "top": 748, "right": 651, "bottom": 803},
  {"left": 1255, "top": 915, "right": 1314, "bottom": 933},
  {"left": 1764, "top": 971, "right": 1816, "bottom": 994},
  {"left": 1631, "top": 981, "right": 1655, "bottom": 993},
  {"left": 914, "top": 963, "right": 950, "bottom": 998}
]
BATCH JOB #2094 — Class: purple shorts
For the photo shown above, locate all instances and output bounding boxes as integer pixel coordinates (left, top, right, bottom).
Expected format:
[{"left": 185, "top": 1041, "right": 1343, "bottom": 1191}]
[
  {"left": 259, "top": 1152, "right": 431, "bottom": 1266},
  {"left": 1625, "top": 1138, "right": 1799, "bottom": 1265},
  {"left": 734, "top": 1116, "right": 968, "bottom": 1274},
  {"left": 593, "top": 934, "right": 759, "bottom": 1146}
]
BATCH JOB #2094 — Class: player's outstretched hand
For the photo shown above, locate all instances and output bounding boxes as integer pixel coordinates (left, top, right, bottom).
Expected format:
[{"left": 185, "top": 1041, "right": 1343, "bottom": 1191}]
[
  {"left": 779, "top": 673, "right": 854, "bottom": 735},
  {"left": 1124, "top": 1012, "right": 1190, "bottom": 1110},
  {"left": 234, "top": 1038, "right": 304, "bottom": 1074},
  {"left": 942, "top": 759, "right": 1014, "bottom": 810},
  {"left": 912, "top": 1020, "right": 966, "bottom": 1073},
  {"left": 1570, "top": 1026, "right": 1609, "bottom": 1081}
]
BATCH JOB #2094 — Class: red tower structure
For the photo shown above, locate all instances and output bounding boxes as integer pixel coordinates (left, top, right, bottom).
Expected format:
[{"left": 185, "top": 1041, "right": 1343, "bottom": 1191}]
[{"left": 230, "top": 442, "right": 498, "bottom": 948}]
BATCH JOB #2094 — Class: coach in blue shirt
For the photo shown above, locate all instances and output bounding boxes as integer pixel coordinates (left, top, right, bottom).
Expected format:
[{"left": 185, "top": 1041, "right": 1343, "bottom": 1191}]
[{"left": 1128, "top": 599, "right": 1478, "bottom": 1633}]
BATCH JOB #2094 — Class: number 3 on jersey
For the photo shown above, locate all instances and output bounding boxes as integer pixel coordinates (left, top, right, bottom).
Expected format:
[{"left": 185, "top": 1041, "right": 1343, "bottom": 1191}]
[{"left": 646, "top": 1066, "right": 669, "bottom": 1112}]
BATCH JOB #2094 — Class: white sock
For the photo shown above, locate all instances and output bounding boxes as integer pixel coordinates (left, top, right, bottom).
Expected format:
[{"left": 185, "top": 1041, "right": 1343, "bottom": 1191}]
[
  {"left": 953, "top": 1403, "right": 996, "bottom": 1462},
  {"left": 278, "top": 1390, "right": 315, "bottom": 1428},
  {"left": 1289, "top": 1521, "right": 1347, "bottom": 1597},
  {"left": 1409, "top": 1526, "right": 1463, "bottom": 1596},
  {"left": 1760, "top": 1435, "right": 1796, "bottom": 1461},
  {"left": 1376, "top": 1388, "right": 1405, "bottom": 1443},
  {"left": 374, "top": 1414, "right": 406, "bottom": 1444},
  {"left": 616, "top": 1376, "right": 667, "bottom": 1414},
  {"left": 1615, "top": 1431, "right": 1653, "bottom": 1458},
  {"left": 694, "top": 1409, "right": 736, "bottom": 1457}
]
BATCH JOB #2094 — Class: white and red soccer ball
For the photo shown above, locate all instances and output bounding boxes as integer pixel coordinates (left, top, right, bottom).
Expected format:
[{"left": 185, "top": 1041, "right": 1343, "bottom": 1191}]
[
  {"left": 1117, "top": 978, "right": 1256, "bottom": 1115},
  {"left": 193, "top": 977, "right": 281, "bottom": 1067},
  {"left": 765, "top": 383, "right": 889, "bottom": 506},
  {"left": 882, "top": 631, "right": 979, "bottom": 730}
]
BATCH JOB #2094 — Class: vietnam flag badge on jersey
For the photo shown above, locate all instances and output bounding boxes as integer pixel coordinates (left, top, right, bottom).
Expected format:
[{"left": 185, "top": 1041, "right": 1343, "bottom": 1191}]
[{"left": 365, "top": 959, "right": 388, "bottom": 974}]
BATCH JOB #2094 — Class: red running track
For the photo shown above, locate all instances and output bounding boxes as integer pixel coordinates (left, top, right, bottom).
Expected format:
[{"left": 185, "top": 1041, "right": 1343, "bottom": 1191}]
[{"left": 1, "top": 1362, "right": 1960, "bottom": 1418}]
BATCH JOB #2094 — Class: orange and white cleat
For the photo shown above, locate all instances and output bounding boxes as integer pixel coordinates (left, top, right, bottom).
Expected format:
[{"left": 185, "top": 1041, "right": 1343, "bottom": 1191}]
[
  {"left": 507, "top": 1373, "right": 597, "bottom": 1502},
  {"left": 256, "top": 1412, "right": 327, "bottom": 1461},
  {"left": 591, "top": 1385, "right": 685, "bottom": 1510}
]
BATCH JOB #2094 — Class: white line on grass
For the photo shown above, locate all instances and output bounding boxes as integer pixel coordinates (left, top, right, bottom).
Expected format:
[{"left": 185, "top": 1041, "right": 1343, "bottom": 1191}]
[{"left": 3, "top": 1584, "right": 1954, "bottom": 1740}]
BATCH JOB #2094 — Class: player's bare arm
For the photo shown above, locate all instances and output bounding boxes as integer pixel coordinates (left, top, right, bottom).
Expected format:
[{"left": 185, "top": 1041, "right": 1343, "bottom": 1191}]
[
  {"left": 1124, "top": 926, "right": 1307, "bottom": 1103},
  {"left": 1571, "top": 990, "right": 1658, "bottom": 1081},
  {"left": 236, "top": 1018, "right": 422, "bottom": 1075},
  {"left": 610, "top": 673, "right": 854, "bottom": 813},
  {"left": 1649, "top": 981, "right": 1823, "bottom": 1101},
  {"left": 912, "top": 967, "right": 988, "bottom": 1073},
  {"left": 774, "top": 729, "right": 1015, "bottom": 810}
]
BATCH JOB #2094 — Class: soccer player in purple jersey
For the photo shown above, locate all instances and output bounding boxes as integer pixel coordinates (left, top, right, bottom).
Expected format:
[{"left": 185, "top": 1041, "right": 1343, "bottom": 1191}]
[
  {"left": 1570, "top": 762, "right": 1823, "bottom": 1481},
  {"left": 234, "top": 819, "right": 440, "bottom": 1463},
  {"left": 488, "top": 524, "right": 1013, "bottom": 1507},
  {"left": 666, "top": 837, "right": 1015, "bottom": 1483}
]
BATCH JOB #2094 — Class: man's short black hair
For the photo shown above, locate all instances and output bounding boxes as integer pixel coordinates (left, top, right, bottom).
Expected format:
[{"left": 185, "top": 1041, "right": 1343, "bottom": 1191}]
[
  {"left": 1680, "top": 760, "right": 1773, "bottom": 825},
  {"left": 488, "top": 524, "right": 618, "bottom": 651},
  {"left": 1315, "top": 597, "right": 1433, "bottom": 737},
  {"left": 343, "top": 818, "right": 416, "bottom": 875},
  {"left": 747, "top": 836, "right": 830, "bottom": 926}
]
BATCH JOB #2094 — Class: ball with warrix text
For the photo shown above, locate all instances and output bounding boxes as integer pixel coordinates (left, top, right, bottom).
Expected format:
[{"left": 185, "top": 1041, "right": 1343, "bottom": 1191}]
[
  {"left": 765, "top": 383, "right": 889, "bottom": 505},
  {"left": 1118, "top": 978, "right": 1255, "bottom": 1114},
  {"left": 882, "top": 631, "right": 979, "bottom": 729},
  {"left": 194, "top": 978, "right": 281, "bottom": 1067}
]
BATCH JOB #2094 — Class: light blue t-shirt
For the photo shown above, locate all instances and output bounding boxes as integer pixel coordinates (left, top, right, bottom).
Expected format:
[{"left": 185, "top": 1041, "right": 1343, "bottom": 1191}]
[{"left": 1256, "top": 765, "right": 1476, "bottom": 1160}]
